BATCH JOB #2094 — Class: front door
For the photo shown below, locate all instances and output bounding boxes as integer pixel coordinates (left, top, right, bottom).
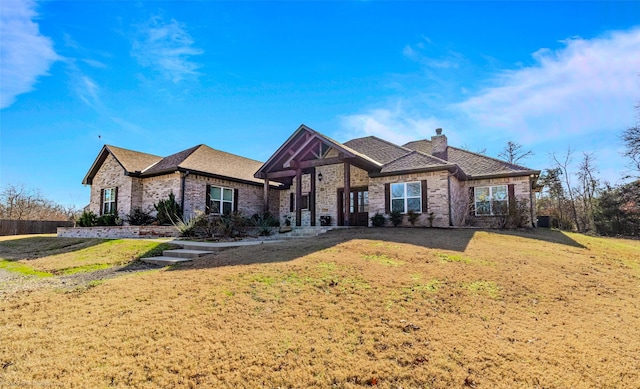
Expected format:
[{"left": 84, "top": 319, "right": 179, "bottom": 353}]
[{"left": 338, "top": 188, "right": 369, "bottom": 226}]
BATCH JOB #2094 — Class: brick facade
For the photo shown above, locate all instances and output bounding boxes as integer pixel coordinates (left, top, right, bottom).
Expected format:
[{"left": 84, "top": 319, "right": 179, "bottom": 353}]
[
  {"left": 89, "top": 154, "right": 135, "bottom": 217},
  {"left": 89, "top": 158, "right": 280, "bottom": 223}
]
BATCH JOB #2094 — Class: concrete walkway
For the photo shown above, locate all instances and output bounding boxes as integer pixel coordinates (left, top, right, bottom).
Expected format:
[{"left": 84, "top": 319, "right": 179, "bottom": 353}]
[
  {"left": 140, "top": 239, "right": 284, "bottom": 266},
  {"left": 141, "top": 226, "right": 344, "bottom": 266}
]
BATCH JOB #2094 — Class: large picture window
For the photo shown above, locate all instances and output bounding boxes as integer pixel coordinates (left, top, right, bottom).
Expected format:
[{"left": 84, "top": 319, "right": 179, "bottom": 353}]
[
  {"left": 474, "top": 185, "right": 508, "bottom": 216},
  {"left": 391, "top": 182, "right": 422, "bottom": 214},
  {"left": 102, "top": 188, "right": 116, "bottom": 215},
  {"left": 209, "top": 186, "right": 234, "bottom": 215}
]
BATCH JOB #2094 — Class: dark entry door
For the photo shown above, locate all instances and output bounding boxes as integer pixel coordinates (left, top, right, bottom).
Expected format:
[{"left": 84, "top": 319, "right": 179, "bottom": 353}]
[{"left": 338, "top": 188, "right": 369, "bottom": 226}]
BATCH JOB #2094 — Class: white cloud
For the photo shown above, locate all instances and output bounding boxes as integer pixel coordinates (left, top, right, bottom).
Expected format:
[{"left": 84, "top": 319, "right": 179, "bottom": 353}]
[
  {"left": 0, "top": 0, "right": 59, "bottom": 109},
  {"left": 131, "top": 16, "right": 203, "bottom": 83},
  {"left": 339, "top": 104, "right": 448, "bottom": 145},
  {"left": 456, "top": 28, "right": 640, "bottom": 145},
  {"left": 340, "top": 28, "right": 640, "bottom": 181}
]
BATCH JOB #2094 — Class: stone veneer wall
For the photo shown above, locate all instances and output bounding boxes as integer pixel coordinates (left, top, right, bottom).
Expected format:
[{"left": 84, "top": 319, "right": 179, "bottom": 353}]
[
  {"left": 279, "top": 164, "right": 370, "bottom": 226},
  {"left": 369, "top": 170, "right": 451, "bottom": 228},
  {"left": 58, "top": 226, "right": 178, "bottom": 238},
  {"left": 89, "top": 154, "right": 135, "bottom": 217}
]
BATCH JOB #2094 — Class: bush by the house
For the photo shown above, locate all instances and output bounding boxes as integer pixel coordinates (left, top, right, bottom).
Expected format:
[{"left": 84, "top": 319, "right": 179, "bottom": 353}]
[
  {"left": 251, "top": 212, "right": 280, "bottom": 227},
  {"left": 124, "top": 207, "right": 156, "bottom": 226},
  {"left": 173, "top": 213, "right": 207, "bottom": 237},
  {"left": 77, "top": 210, "right": 97, "bottom": 227},
  {"left": 154, "top": 192, "right": 183, "bottom": 225},
  {"left": 407, "top": 210, "right": 419, "bottom": 226},
  {"left": 96, "top": 211, "right": 121, "bottom": 226},
  {"left": 389, "top": 210, "right": 403, "bottom": 227},
  {"left": 251, "top": 212, "right": 279, "bottom": 236},
  {"left": 370, "top": 212, "right": 386, "bottom": 227}
]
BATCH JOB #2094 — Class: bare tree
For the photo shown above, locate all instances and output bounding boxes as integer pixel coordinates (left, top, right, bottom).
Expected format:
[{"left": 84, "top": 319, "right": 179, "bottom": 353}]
[
  {"left": 499, "top": 141, "right": 534, "bottom": 165},
  {"left": 576, "top": 152, "right": 600, "bottom": 232},
  {"left": 551, "top": 148, "right": 581, "bottom": 231},
  {"left": 622, "top": 104, "right": 640, "bottom": 175},
  {"left": 0, "top": 184, "right": 72, "bottom": 221}
]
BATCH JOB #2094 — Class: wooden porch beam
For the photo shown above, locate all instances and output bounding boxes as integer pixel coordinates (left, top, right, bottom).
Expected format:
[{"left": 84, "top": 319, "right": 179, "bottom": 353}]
[
  {"left": 295, "top": 168, "right": 302, "bottom": 227},
  {"left": 310, "top": 168, "right": 316, "bottom": 226},
  {"left": 344, "top": 162, "right": 351, "bottom": 226},
  {"left": 263, "top": 178, "right": 269, "bottom": 213}
]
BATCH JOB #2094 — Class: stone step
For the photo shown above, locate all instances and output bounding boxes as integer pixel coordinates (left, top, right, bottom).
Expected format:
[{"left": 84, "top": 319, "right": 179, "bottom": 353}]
[
  {"left": 163, "top": 249, "right": 215, "bottom": 258},
  {"left": 141, "top": 256, "right": 192, "bottom": 266}
]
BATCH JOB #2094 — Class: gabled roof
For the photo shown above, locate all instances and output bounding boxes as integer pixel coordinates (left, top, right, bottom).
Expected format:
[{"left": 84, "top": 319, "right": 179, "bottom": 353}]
[
  {"left": 343, "top": 136, "right": 412, "bottom": 165},
  {"left": 255, "top": 124, "right": 382, "bottom": 183},
  {"left": 84, "top": 144, "right": 269, "bottom": 186},
  {"left": 379, "top": 151, "right": 452, "bottom": 174},
  {"left": 83, "top": 145, "right": 162, "bottom": 185},
  {"left": 403, "top": 140, "right": 537, "bottom": 178},
  {"left": 144, "top": 144, "right": 266, "bottom": 185}
]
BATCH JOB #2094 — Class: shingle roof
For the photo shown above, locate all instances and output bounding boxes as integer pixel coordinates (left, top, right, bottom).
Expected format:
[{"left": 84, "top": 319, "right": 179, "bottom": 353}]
[
  {"left": 403, "top": 140, "right": 536, "bottom": 177},
  {"left": 106, "top": 145, "right": 162, "bottom": 173},
  {"left": 82, "top": 145, "right": 163, "bottom": 185},
  {"left": 143, "top": 144, "right": 266, "bottom": 184},
  {"left": 344, "top": 136, "right": 412, "bottom": 165},
  {"left": 380, "top": 151, "right": 451, "bottom": 173}
]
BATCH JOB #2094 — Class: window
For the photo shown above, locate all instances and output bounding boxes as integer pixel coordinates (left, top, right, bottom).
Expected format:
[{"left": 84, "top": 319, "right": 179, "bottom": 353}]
[
  {"left": 350, "top": 191, "right": 369, "bottom": 213},
  {"left": 474, "top": 185, "right": 508, "bottom": 216},
  {"left": 209, "top": 186, "right": 234, "bottom": 215},
  {"left": 391, "top": 182, "right": 421, "bottom": 214},
  {"left": 102, "top": 188, "right": 116, "bottom": 215},
  {"left": 301, "top": 194, "right": 309, "bottom": 210}
]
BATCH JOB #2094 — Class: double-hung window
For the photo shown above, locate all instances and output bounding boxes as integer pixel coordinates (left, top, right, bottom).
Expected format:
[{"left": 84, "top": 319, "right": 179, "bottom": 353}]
[
  {"left": 474, "top": 185, "right": 508, "bottom": 216},
  {"left": 103, "top": 188, "right": 116, "bottom": 215},
  {"left": 209, "top": 186, "right": 234, "bottom": 215},
  {"left": 391, "top": 182, "right": 422, "bottom": 214}
]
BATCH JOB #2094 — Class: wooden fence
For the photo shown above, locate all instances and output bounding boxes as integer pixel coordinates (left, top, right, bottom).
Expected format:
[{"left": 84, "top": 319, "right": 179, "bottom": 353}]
[{"left": 0, "top": 220, "right": 74, "bottom": 236}]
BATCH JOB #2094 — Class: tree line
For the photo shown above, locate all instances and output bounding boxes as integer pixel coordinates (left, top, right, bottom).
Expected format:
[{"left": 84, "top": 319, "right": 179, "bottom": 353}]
[
  {"left": 532, "top": 104, "right": 640, "bottom": 237},
  {"left": 0, "top": 184, "right": 78, "bottom": 222}
]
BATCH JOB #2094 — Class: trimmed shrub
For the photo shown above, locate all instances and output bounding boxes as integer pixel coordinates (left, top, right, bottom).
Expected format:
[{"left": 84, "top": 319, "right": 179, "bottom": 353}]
[
  {"left": 154, "top": 192, "right": 183, "bottom": 225},
  {"left": 389, "top": 210, "right": 403, "bottom": 227},
  {"left": 77, "top": 210, "right": 97, "bottom": 227},
  {"left": 370, "top": 212, "right": 386, "bottom": 227},
  {"left": 124, "top": 207, "right": 156, "bottom": 226}
]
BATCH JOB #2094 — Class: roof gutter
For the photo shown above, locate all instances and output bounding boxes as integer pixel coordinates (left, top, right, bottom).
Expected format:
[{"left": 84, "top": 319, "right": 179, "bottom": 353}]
[{"left": 369, "top": 164, "right": 465, "bottom": 179}]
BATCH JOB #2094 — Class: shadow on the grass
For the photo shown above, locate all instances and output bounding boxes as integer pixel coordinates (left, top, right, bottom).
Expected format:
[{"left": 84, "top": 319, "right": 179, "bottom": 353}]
[
  {"left": 0, "top": 236, "right": 108, "bottom": 261},
  {"left": 167, "top": 227, "right": 586, "bottom": 271}
]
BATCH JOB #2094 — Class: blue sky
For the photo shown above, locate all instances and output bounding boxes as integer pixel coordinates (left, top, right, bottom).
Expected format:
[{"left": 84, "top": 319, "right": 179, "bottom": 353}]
[{"left": 1, "top": 0, "right": 639, "bottom": 209}]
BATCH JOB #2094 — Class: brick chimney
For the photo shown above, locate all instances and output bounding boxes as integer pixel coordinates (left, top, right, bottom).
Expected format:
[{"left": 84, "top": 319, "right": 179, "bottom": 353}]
[{"left": 431, "top": 128, "right": 448, "bottom": 160}]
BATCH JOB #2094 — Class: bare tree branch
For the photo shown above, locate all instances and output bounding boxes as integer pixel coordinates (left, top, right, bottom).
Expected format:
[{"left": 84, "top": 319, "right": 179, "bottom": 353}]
[{"left": 499, "top": 141, "right": 534, "bottom": 165}]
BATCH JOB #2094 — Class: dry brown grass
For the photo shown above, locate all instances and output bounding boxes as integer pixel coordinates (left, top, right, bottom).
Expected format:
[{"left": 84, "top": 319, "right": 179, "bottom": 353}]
[{"left": 1, "top": 228, "right": 639, "bottom": 388}]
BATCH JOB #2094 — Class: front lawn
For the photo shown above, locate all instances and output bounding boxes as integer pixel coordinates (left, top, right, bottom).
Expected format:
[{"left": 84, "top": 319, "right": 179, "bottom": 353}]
[{"left": 0, "top": 229, "right": 638, "bottom": 388}]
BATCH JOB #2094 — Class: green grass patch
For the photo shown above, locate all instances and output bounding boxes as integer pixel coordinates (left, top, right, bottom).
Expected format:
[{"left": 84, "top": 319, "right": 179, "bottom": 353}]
[
  {"left": 0, "top": 259, "right": 52, "bottom": 278},
  {"left": 59, "top": 263, "right": 113, "bottom": 275},
  {"left": 437, "top": 252, "right": 470, "bottom": 263},
  {"left": 361, "top": 254, "right": 404, "bottom": 267},
  {"left": 464, "top": 280, "right": 501, "bottom": 299}
]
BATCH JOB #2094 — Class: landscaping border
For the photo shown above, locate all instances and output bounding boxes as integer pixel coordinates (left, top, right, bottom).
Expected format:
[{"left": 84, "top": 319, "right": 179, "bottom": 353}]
[{"left": 57, "top": 226, "right": 179, "bottom": 239}]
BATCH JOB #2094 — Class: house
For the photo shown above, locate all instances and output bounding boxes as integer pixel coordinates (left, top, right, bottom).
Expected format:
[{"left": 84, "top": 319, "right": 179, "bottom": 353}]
[
  {"left": 83, "top": 125, "right": 541, "bottom": 228},
  {"left": 82, "top": 144, "right": 280, "bottom": 221}
]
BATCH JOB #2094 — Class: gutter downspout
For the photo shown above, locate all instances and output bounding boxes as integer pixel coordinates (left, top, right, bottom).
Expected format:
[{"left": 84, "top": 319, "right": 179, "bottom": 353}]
[
  {"left": 529, "top": 175, "right": 535, "bottom": 228},
  {"left": 447, "top": 167, "right": 459, "bottom": 227},
  {"left": 181, "top": 171, "right": 190, "bottom": 218}
]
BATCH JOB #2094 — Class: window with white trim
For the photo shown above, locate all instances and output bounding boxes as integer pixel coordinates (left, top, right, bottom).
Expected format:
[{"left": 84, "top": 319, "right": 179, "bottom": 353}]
[
  {"left": 209, "top": 186, "right": 234, "bottom": 215},
  {"left": 474, "top": 185, "right": 508, "bottom": 216},
  {"left": 103, "top": 188, "right": 116, "bottom": 215},
  {"left": 391, "top": 182, "right": 422, "bottom": 214}
]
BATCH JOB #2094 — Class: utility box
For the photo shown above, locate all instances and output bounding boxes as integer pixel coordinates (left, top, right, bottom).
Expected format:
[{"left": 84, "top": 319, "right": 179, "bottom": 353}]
[{"left": 320, "top": 216, "right": 331, "bottom": 226}]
